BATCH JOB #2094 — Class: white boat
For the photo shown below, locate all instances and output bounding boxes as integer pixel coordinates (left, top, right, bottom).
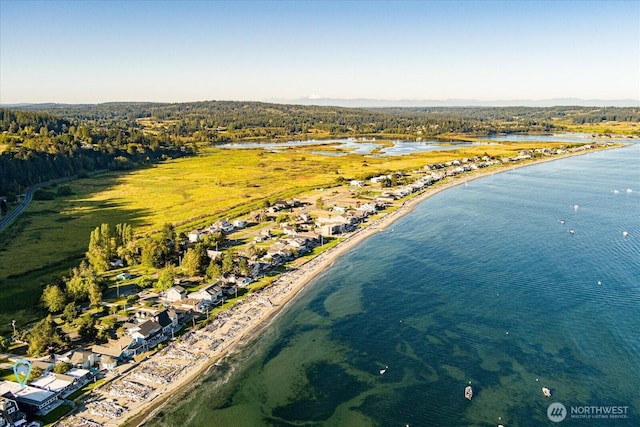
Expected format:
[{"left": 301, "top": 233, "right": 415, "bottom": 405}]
[
  {"left": 542, "top": 387, "right": 551, "bottom": 397},
  {"left": 465, "top": 385, "right": 473, "bottom": 400}
]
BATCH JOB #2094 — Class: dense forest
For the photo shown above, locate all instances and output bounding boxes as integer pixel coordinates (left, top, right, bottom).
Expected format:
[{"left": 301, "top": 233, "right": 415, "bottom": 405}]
[
  {"left": 1, "top": 102, "right": 638, "bottom": 199},
  {"left": 0, "top": 108, "right": 193, "bottom": 198},
  {"left": 383, "top": 106, "right": 640, "bottom": 124}
]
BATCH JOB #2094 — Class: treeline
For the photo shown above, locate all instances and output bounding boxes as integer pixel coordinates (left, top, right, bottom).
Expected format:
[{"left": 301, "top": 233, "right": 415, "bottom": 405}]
[
  {"left": 0, "top": 108, "right": 194, "bottom": 198},
  {"left": 15, "top": 102, "right": 640, "bottom": 145},
  {"left": 15, "top": 101, "right": 566, "bottom": 142},
  {"left": 0, "top": 109, "right": 72, "bottom": 134},
  {"left": 3, "top": 102, "right": 638, "bottom": 198},
  {"left": 382, "top": 106, "right": 640, "bottom": 124}
]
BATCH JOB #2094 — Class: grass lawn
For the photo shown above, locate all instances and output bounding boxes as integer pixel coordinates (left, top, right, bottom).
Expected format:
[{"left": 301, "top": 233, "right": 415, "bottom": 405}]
[
  {"left": 36, "top": 403, "right": 74, "bottom": 426},
  {"left": 559, "top": 120, "right": 640, "bottom": 136},
  {"left": 0, "top": 368, "right": 17, "bottom": 381},
  {"left": 0, "top": 140, "right": 593, "bottom": 334}
]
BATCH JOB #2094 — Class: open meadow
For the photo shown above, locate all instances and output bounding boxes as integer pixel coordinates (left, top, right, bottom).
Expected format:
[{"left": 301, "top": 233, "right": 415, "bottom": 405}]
[
  {"left": 0, "top": 140, "right": 580, "bottom": 333},
  {"left": 558, "top": 120, "right": 640, "bottom": 136}
]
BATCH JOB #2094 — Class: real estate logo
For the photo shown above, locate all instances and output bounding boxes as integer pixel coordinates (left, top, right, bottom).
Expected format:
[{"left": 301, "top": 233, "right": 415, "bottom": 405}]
[
  {"left": 547, "top": 402, "right": 630, "bottom": 422},
  {"left": 548, "top": 402, "right": 567, "bottom": 422},
  {"left": 12, "top": 359, "right": 32, "bottom": 389}
]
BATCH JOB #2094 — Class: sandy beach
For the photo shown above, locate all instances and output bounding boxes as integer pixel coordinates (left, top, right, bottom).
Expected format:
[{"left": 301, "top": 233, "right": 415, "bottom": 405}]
[{"left": 56, "top": 147, "right": 615, "bottom": 427}]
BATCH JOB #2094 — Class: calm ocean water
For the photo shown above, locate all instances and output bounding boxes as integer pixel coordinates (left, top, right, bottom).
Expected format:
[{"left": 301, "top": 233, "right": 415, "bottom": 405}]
[{"left": 148, "top": 144, "right": 640, "bottom": 427}]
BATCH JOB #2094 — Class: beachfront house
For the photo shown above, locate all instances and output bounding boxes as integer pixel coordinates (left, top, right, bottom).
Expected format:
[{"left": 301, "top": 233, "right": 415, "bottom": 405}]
[
  {"left": 155, "top": 309, "right": 179, "bottom": 334},
  {"left": 0, "top": 395, "right": 27, "bottom": 426},
  {"left": 126, "top": 309, "right": 177, "bottom": 347},
  {"left": 320, "top": 223, "right": 343, "bottom": 236},
  {"left": 171, "top": 298, "right": 201, "bottom": 313},
  {"left": 127, "top": 320, "right": 163, "bottom": 350},
  {"left": 92, "top": 335, "right": 139, "bottom": 360},
  {"left": 99, "top": 356, "right": 117, "bottom": 372},
  {"left": 0, "top": 380, "right": 59, "bottom": 417},
  {"left": 187, "top": 285, "right": 223, "bottom": 304},
  {"left": 68, "top": 349, "right": 96, "bottom": 369},
  {"left": 29, "top": 373, "right": 72, "bottom": 395},
  {"left": 226, "top": 275, "right": 254, "bottom": 287}
]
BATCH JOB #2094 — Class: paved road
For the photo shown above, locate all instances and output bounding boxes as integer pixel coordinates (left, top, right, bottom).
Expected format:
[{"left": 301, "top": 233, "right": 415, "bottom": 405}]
[{"left": 0, "top": 170, "right": 108, "bottom": 233}]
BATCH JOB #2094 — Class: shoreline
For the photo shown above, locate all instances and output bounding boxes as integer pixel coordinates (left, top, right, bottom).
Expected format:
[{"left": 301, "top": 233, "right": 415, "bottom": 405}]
[{"left": 65, "top": 146, "right": 617, "bottom": 427}]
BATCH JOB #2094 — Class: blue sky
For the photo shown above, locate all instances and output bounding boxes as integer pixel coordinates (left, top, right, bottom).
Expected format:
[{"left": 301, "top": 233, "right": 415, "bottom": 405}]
[{"left": 1, "top": 0, "right": 638, "bottom": 104}]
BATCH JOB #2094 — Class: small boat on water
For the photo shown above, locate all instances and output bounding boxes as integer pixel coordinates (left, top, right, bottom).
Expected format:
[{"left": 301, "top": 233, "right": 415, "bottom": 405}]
[
  {"left": 465, "top": 385, "right": 473, "bottom": 400},
  {"left": 542, "top": 387, "right": 551, "bottom": 398}
]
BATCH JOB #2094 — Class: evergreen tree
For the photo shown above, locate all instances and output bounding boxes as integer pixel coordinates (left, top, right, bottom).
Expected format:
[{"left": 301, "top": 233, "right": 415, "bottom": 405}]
[
  {"left": 77, "top": 317, "right": 98, "bottom": 341},
  {"left": 62, "top": 302, "right": 79, "bottom": 323}
]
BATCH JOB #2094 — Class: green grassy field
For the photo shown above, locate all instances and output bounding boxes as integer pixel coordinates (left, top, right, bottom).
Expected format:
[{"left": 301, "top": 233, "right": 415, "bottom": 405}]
[
  {"left": 0, "top": 140, "right": 583, "bottom": 334},
  {"left": 558, "top": 120, "right": 640, "bottom": 136}
]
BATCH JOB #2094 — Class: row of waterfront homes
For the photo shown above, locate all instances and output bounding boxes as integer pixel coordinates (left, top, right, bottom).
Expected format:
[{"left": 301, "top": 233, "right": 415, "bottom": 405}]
[{"left": 1, "top": 143, "right": 608, "bottom": 426}]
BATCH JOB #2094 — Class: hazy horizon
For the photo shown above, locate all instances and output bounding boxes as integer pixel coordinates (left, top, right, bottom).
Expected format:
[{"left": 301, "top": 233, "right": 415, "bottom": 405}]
[
  {"left": 1, "top": 1, "right": 638, "bottom": 105},
  {"left": 1, "top": 97, "right": 638, "bottom": 109}
]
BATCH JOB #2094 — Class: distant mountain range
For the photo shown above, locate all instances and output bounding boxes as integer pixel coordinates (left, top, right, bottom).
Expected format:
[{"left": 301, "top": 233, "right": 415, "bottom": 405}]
[
  {"left": 2, "top": 98, "right": 638, "bottom": 109},
  {"left": 267, "top": 97, "right": 640, "bottom": 108}
]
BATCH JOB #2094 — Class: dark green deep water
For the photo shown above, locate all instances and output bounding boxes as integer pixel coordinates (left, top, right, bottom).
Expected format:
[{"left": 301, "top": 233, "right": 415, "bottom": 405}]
[{"left": 147, "top": 144, "right": 640, "bottom": 427}]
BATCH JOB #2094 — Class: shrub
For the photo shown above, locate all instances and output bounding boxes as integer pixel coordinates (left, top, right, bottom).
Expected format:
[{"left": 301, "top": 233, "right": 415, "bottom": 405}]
[
  {"left": 56, "top": 185, "right": 73, "bottom": 196},
  {"left": 33, "top": 189, "right": 55, "bottom": 200},
  {"left": 53, "top": 362, "right": 71, "bottom": 374}
]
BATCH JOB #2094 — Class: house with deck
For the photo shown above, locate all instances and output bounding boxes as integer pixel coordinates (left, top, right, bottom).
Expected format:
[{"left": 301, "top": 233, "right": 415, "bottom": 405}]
[
  {"left": 187, "top": 285, "right": 223, "bottom": 304},
  {"left": 0, "top": 380, "right": 59, "bottom": 417}
]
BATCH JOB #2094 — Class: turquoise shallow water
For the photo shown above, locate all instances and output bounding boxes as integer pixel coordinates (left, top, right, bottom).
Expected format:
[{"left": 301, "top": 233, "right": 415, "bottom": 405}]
[{"left": 148, "top": 144, "right": 640, "bottom": 427}]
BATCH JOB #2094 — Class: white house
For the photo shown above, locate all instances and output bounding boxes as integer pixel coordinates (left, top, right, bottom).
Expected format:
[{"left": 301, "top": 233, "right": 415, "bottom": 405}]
[
  {"left": 227, "top": 276, "right": 254, "bottom": 287},
  {"left": 188, "top": 230, "right": 205, "bottom": 243},
  {"left": 187, "top": 285, "right": 223, "bottom": 303},
  {"left": 68, "top": 349, "right": 96, "bottom": 369},
  {"left": 166, "top": 285, "right": 186, "bottom": 302},
  {"left": 233, "top": 219, "right": 247, "bottom": 229},
  {"left": 206, "top": 250, "right": 223, "bottom": 261},
  {"left": 212, "top": 219, "right": 234, "bottom": 233}
]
